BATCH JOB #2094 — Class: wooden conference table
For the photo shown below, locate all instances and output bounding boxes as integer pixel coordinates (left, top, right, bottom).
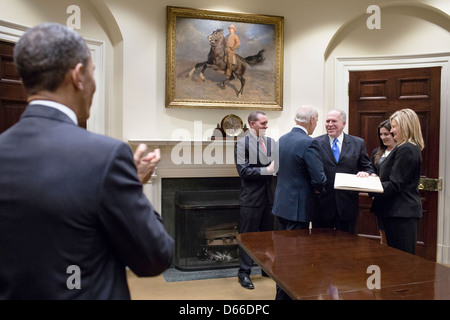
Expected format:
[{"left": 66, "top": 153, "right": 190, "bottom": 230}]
[{"left": 237, "top": 228, "right": 450, "bottom": 300}]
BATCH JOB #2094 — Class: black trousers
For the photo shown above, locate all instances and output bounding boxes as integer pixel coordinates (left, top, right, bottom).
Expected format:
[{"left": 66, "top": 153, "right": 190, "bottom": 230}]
[
  {"left": 237, "top": 205, "right": 273, "bottom": 278},
  {"left": 381, "top": 217, "right": 419, "bottom": 254},
  {"left": 277, "top": 217, "right": 310, "bottom": 231}
]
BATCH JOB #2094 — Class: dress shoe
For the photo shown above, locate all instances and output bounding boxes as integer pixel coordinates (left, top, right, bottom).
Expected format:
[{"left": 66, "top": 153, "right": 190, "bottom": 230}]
[{"left": 238, "top": 276, "right": 254, "bottom": 289}]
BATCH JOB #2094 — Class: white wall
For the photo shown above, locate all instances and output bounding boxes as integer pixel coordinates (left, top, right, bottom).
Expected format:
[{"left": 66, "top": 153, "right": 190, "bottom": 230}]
[
  {"left": 101, "top": 0, "right": 450, "bottom": 141},
  {"left": 324, "top": 3, "right": 450, "bottom": 111},
  {"left": 0, "top": 0, "right": 121, "bottom": 139}
]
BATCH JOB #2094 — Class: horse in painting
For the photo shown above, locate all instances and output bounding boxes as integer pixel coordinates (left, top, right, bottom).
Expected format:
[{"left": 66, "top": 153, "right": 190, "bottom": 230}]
[{"left": 186, "top": 28, "right": 265, "bottom": 97}]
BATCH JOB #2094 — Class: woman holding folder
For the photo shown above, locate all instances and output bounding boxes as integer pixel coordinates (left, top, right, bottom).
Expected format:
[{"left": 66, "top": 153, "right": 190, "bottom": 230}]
[{"left": 371, "top": 109, "right": 424, "bottom": 254}]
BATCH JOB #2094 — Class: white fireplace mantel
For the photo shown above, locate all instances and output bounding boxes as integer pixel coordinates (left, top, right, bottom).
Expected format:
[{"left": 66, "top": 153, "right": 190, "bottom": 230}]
[
  {"left": 128, "top": 138, "right": 238, "bottom": 146},
  {"left": 128, "top": 139, "right": 240, "bottom": 213}
]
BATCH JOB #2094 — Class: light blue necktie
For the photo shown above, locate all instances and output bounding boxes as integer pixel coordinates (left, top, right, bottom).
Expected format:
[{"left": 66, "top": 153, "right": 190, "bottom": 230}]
[{"left": 332, "top": 138, "right": 340, "bottom": 162}]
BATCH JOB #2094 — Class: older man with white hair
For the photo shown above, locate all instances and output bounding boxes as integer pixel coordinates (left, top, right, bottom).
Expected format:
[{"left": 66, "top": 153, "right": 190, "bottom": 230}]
[
  {"left": 272, "top": 105, "right": 327, "bottom": 300},
  {"left": 313, "top": 109, "right": 373, "bottom": 235}
]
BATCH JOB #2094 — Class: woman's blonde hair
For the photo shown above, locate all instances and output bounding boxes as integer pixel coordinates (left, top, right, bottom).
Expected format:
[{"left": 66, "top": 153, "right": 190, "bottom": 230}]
[{"left": 390, "top": 108, "right": 425, "bottom": 150}]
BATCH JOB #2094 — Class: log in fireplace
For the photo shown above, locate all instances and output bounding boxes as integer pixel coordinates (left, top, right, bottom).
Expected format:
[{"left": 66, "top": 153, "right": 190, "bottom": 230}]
[{"left": 174, "top": 190, "right": 241, "bottom": 271}]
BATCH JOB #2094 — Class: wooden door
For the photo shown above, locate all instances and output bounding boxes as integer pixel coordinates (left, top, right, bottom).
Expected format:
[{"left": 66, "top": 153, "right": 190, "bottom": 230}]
[
  {"left": 0, "top": 40, "right": 27, "bottom": 133},
  {"left": 349, "top": 67, "right": 441, "bottom": 261},
  {"left": 0, "top": 39, "right": 86, "bottom": 132}
]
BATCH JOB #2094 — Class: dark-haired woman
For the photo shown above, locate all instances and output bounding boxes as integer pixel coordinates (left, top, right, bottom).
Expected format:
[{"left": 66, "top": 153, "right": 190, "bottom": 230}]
[{"left": 370, "top": 119, "right": 396, "bottom": 244}]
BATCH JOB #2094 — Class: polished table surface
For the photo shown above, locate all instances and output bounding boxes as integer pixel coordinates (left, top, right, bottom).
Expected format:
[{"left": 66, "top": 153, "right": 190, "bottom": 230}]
[{"left": 237, "top": 228, "right": 450, "bottom": 300}]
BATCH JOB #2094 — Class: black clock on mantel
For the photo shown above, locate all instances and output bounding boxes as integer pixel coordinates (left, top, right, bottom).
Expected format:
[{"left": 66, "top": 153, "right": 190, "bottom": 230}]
[{"left": 211, "top": 114, "right": 248, "bottom": 140}]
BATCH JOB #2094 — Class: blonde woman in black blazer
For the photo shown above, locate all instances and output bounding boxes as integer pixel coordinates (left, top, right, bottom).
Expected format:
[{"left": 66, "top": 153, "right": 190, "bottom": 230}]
[{"left": 371, "top": 109, "right": 425, "bottom": 254}]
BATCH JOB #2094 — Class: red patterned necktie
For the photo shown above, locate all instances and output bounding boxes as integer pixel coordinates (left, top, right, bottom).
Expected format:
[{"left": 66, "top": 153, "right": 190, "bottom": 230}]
[{"left": 259, "top": 137, "right": 267, "bottom": 155}]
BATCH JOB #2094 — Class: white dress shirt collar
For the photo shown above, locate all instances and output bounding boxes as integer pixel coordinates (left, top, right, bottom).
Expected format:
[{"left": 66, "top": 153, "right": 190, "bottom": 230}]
[
  {"left": 294, "top": 124, "right": 308, "bottom": 135},
  {"left": 29, "top": 100, "right": 78, "bottom": 125},
  {"left": 329, "top": 132, "right": 344, "bottom": 149}
]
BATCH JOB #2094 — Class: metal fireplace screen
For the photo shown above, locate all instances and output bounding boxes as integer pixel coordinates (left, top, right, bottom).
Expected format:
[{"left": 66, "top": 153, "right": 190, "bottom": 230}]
[{"left": 174, "top": 190, "right": 241, "bottom": 271}]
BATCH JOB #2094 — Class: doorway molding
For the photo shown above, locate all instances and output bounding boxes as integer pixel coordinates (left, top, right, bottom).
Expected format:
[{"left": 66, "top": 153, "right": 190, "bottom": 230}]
[
  {"left": 0, "top": 20, "right": 105, "bottom": 135},
  {"left": 335, "top": 53, "right": 450, "bottom": 264}
]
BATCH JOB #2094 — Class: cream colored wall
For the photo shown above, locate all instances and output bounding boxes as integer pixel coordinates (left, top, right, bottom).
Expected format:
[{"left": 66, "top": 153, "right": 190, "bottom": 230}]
[
  {"left": 0, "top": 0, "right": 122, "bottom": 139},
  {"left": 324, "top": 3, "right": 450, "bottom": 113},
  {"left": 1, "top": 0, "right": 448, "bottom": 140},
  {"left": 105, "top": 0, "right": 345, "bottom": 141},
  {"left": 103, "top": 0, "right": 449, "bottom": 141}
]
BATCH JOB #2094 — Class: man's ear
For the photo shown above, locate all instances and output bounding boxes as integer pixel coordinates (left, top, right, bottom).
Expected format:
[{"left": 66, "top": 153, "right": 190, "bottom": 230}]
[{"left": 71, "top": 63, "right": 84, "bottom": 90}]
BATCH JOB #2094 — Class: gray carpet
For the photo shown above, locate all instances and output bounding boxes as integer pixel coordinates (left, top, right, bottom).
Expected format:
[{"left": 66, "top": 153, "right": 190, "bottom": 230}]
[{"left": 163, "top": 266, "right": 261, "bottom": 282}]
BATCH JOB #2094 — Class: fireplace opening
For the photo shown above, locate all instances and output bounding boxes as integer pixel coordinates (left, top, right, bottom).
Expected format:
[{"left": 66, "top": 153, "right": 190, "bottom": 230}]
[{"left": 174, "top": 190, "right": 241, "bottom": 271}]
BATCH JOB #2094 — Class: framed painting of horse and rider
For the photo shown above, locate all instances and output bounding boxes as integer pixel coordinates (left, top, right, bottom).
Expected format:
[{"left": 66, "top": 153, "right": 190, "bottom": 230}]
[{"left": 166, "top": 6, "right": 284, "bottom": 110}]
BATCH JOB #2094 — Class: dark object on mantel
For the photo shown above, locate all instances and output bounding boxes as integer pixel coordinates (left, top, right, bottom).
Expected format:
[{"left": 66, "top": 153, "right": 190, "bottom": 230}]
[
  {"left": 211, "top": 114, "right": 249, "bottom": 140},
  {"left": 175, "top": 190, "right": 241, "bottom": 271},
  {"left": 211, "top": 124, "right": 249, "bottom": 140}
]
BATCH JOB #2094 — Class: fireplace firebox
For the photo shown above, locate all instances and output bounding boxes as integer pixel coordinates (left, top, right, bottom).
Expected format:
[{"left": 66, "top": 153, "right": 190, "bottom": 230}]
[{"left": 174, "top": 190, "right": 241, "bottom": 271}]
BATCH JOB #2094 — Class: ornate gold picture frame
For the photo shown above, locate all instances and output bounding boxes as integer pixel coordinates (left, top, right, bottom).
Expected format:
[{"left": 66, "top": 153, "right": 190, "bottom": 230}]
[{"left": 166, "top": 6, "right": 284, "bottom": 110}]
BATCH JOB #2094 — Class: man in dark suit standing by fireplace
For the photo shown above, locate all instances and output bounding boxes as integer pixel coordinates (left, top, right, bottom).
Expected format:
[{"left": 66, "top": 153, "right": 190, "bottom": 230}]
[{"left": 234, "top": 111, "right": 276, "bottom": 290}]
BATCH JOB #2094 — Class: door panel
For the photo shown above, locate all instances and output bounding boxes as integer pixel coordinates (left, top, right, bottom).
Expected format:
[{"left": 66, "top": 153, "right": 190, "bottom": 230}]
[
  {"left": 0, "top": 41, "right": 27, "bottom": 133},
  {"left": 349, "top": 67, "right": 441, "bottom": 261},
  {"left": 0, "top": 40, "right": 87, "bottom": 132}
]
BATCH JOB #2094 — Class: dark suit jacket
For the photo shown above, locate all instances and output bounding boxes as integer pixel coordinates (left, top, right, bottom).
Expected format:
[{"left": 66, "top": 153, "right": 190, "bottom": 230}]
[
  {"left": 0, "top": 105, "right": 174, "bottom": 299},
  {"left": 371, "top": 143, "right": 422, "bottom": 219},
  {"left": 272, "top": 127, "right": 326, "bottom": 222},
  {"left": 314, "top": 133, "right": 373, "bottom": 221},
  {"left": 371, "top": 147, "right": 381, "bottom": 174},
  {"left": 234, "top": 132, "right": 275, "bottom": 207}
]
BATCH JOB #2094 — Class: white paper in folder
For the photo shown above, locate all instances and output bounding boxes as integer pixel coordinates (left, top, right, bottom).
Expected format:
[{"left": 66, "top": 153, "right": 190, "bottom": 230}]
[{"left": 334, "top": 173, "right": 384, "bottom": 193}]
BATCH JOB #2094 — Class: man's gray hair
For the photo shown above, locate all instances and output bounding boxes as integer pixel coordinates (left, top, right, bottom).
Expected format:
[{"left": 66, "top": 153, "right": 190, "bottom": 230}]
[
  {"left": 14, "top": 23, "right": 91, "bottom": 95},
  {"left": 295, "top": 105, "right": 318, "bottom": 124},
  {"left": 329, "top": 109, "right": 347, "bottom": 122}
]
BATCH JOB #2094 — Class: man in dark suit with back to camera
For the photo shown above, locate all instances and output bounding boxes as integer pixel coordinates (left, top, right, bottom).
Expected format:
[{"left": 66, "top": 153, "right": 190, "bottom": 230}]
[
  {"left": 272, "top": 105, "right": 327, "bottom": 300},
  {"left": 234, "top": 111, "right": 276, "bottom": 290},
  {"left": 272, "top": 105, "right": 327, "bottom": 230},
  {"left": 0, "top": 23, "right": 174, "bottom": 299},
  {"left": 314, "top": 109, "right": 373, "bottom": 234}
]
